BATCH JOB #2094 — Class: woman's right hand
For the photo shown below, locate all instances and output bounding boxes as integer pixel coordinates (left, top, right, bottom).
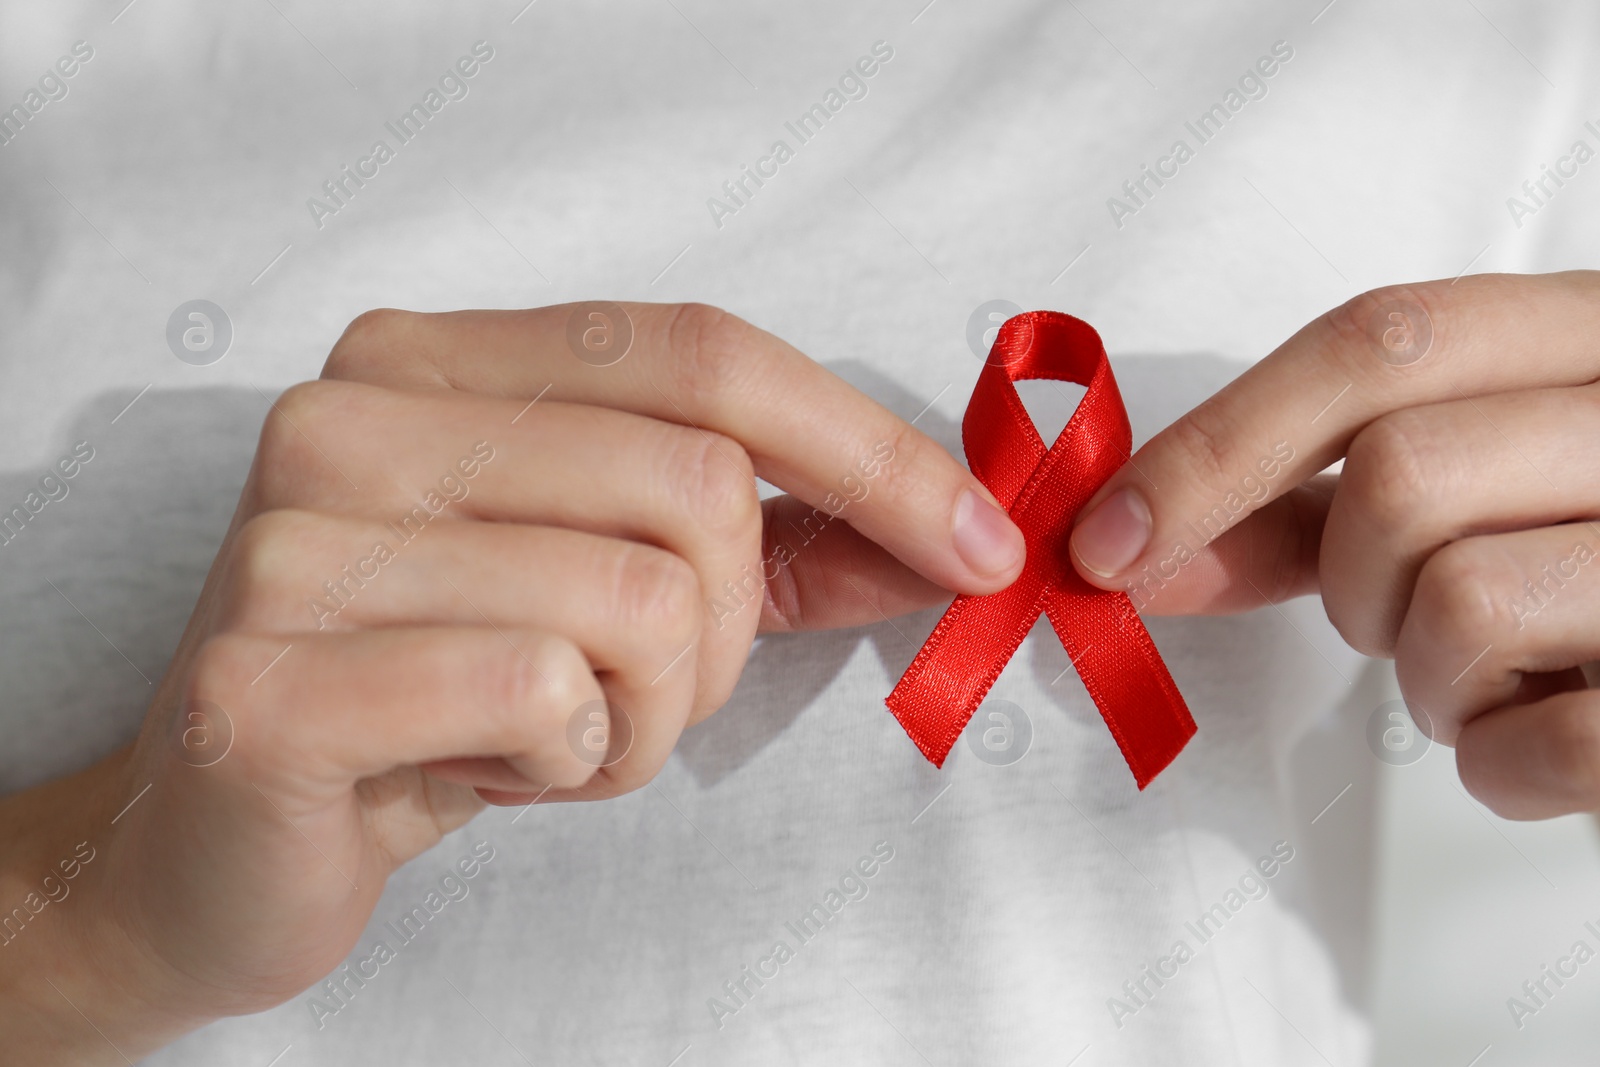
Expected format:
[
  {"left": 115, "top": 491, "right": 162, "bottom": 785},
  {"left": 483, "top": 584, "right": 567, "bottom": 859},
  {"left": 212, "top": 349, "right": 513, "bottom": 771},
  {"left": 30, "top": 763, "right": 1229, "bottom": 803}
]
[{"left": 0, "top": 301, "right": 1026, "bottom": 1063}]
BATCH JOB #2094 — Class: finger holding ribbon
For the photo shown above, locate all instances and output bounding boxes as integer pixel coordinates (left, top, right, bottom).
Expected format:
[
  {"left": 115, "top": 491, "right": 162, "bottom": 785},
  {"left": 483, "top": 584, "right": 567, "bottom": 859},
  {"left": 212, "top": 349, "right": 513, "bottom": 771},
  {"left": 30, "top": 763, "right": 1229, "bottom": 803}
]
[{"left": 1065, "top": 271, "right": 1600, "bottom": 819}]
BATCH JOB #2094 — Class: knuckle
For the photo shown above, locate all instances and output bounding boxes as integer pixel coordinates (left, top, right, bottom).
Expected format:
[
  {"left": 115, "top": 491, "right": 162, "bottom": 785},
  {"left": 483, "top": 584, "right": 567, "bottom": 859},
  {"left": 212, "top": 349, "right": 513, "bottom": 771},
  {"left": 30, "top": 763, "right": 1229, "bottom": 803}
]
[
  {"left": 322, "top": 308, "right": 417, "bottom": 380},
  {"left": 251, "top": 380, "right": 370, "bottom": 505},
  {"left": 223, "top": 510, "right": 321, "bottom": 628},
  {"left": 186, "top": 634, "right": 284, "bottom": 772},
  {"left": 1319, "top": 287, "right": 1390, "bottom": 354},
  {"left": 256, "top": 381, "right": 332, "bottom": 465},
  {"left": 1319, "top": 282, "right": 1446, "bottom": 362},
  {"left": 1342, "top": 412, "right": 1440, "bottom": 530},
  {"left": 671, "top": 428, "right": 760, "bottom": 538},
  {"left": 1412, "top": 539, "right": 1518, "bottom": 642},
  {"left": 613, "top": 544, "right": 702, "bottom": 645},
  {"left": 665, "top": 302, "right": 751, "bottom": 411},
  {"left": 478, "top": 634, "right": 591, "bottom": 745},
  {"left": 1166, "top": 399, "right": 1249, "bottom": 505}
]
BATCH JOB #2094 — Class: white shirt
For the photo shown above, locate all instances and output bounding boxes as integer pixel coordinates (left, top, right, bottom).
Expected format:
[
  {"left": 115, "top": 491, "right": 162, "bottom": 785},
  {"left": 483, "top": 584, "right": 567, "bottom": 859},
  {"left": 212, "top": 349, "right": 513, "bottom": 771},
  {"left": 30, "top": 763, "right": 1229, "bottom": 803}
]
[{"left": 1, "top": 0, "right": 1592, "bottom": 1062}]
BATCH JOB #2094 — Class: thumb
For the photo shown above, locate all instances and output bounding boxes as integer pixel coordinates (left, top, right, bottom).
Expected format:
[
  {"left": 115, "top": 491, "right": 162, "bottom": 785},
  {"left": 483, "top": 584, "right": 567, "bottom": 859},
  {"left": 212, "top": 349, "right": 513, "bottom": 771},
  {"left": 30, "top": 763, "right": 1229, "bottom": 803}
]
[
  {"left": 763, "top": 469, "right": 1337, "bottom": 628},
  {"left": 1067, "top": 464, "right": 1337, "bottom": 615},
  {"left": 756, "top": 494, "right": 955, "bottom": 632},
  {"left": 1060, "top": 275, "right": 1578, "bottom": 616}
]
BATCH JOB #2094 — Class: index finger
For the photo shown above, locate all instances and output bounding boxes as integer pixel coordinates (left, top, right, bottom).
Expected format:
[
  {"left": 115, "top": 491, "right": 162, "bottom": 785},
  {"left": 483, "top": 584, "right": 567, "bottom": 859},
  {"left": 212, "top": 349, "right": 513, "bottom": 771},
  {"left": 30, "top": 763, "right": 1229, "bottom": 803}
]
[
  {"left": 1066, "top": 271, "right": 1600, "bottom": 611},
  {"left": 321, "top": 302, "right": 1025, "bottom": 597}
]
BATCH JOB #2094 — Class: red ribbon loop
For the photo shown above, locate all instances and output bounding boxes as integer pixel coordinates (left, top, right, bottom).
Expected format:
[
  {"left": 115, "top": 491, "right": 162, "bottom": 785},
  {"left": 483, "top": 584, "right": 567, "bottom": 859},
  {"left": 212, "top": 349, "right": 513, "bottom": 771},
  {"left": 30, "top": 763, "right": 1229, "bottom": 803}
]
[{"left": 885, "top": 311, "right": 1195, "bottom": 788}]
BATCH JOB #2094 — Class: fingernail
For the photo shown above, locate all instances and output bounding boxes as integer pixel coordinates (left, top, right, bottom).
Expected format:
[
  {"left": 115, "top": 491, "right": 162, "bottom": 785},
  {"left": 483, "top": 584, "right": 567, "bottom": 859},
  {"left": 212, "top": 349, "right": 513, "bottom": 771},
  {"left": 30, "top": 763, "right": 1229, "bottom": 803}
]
[
  {"left": 1071, "top": 487, "right": 1151, "bottom": 578},
  {"left": 952, "top": 489, "right": 1025, "bottom": 578}
]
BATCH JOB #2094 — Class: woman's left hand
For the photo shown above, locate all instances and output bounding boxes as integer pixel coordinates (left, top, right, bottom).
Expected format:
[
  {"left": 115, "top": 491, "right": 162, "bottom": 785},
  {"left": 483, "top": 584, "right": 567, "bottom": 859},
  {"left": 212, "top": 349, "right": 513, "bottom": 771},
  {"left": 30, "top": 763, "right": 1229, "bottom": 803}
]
[{"left": 1067, "top": 272, "right": 1600, "bottom": 819}]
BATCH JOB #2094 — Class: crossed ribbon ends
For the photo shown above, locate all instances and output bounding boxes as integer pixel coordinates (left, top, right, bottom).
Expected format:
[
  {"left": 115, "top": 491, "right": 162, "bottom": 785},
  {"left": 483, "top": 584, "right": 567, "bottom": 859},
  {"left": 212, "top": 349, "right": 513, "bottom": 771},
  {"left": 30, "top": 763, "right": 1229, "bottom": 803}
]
[{"left": 884, "top": 311, "right": 1195, "bottom": 789}]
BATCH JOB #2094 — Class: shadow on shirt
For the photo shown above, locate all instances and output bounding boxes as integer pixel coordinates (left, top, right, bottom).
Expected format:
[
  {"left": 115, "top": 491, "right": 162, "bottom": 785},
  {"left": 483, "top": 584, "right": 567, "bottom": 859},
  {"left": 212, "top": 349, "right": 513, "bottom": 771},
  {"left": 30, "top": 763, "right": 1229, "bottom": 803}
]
[{"left": 0, "top": 355, "right": 1377, "bottom": 1014}]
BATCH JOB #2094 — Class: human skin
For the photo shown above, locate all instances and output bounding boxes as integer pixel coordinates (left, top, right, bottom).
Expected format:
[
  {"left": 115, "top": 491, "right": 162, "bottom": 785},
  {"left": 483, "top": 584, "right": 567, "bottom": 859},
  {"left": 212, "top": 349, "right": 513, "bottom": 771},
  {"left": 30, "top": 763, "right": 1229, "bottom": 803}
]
[
  {"left": 8, "top": 274, "right": 1600, "bottom": 1060},
  {"left": 0, "top": 303, "right": 1026, "bottom": 1063},
  {"left": 1070, "top": 271, "right": 1600, "bottom": 821}
]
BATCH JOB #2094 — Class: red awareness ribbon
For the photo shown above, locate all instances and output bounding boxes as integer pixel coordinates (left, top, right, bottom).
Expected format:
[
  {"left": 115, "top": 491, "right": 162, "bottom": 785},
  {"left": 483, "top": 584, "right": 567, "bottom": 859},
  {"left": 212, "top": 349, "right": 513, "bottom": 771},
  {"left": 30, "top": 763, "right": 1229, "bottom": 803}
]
[{"left": 885, "top": 311, "right": 1195, "bottom": 788}]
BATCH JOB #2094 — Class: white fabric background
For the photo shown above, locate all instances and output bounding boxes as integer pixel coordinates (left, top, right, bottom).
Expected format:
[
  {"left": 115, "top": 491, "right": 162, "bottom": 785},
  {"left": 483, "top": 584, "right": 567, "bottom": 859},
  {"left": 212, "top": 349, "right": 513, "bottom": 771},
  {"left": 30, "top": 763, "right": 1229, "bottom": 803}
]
[{"left": 0, "top": 0, "right": 1596, "bottom": 1063}]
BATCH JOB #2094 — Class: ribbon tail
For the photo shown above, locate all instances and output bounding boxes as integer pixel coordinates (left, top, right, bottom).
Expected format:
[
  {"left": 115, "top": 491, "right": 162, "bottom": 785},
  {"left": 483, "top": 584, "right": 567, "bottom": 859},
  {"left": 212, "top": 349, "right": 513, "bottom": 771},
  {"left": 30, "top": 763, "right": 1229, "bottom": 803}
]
[
  {"left": 1042, "top": 586, "right": 1195, "bottom": 789},
  {"left": 885, "top": 573, "right": 1046, "bottom": 767},
  {"left": 885, "top": 311, "right": 1195, "bottom": 786}
]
